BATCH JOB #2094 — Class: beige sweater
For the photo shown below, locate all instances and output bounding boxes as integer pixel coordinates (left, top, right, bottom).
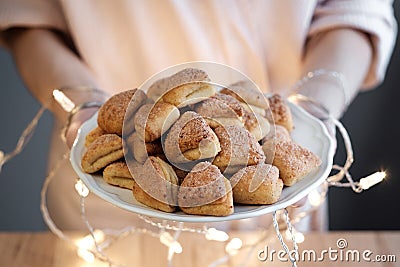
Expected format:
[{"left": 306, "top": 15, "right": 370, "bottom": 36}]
[{"left": 0, "top": 0, "right": 396, "bottom": 93}]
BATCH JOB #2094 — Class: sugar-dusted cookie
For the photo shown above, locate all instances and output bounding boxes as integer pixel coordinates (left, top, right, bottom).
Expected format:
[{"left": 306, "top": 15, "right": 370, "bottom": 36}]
[
  {"left": 178, "top": 162, "right": 234, "bottom": 216},
  {"left": 132, "top": 156, "right": 179, "bottom": 212},
  {"left": 273, "top": 141, "right": 321, "bottom": 186},
  {"left": 97, "top": 89, "right": 147, "bottom": 135},
  {"left": 162, "top": 81, "right": 217, "bottom": 108},
  {"left": 164, "top": 111, "right": 221, "bottom": 163},
  {"left": 103, "top": 161, "right": 134, "bottom": 189},
  {"left": 81, "top": 134, "right": 124, "bottom": 173},
  {"left": 230, "top": 164, "right": 283, "bottom": 204},
  {"left": 212, "top": 125, "right": 265, "bottom": 173},
  {"left": 134, "top": 102, "right": 180, "bottom": 142}
]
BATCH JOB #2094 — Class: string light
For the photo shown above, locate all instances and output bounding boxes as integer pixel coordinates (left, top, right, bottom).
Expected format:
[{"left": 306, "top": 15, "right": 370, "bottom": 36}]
[
  {"left": 77, "top": 248, "right": 95, "bottom": 263},
  {"left": 308, "top": 188, "right": 323, "bottom": 207},
  {"left": 273, "top": 210, "right": 299, "bottom": 267},
  {"left": 205, "top": 227, "right": 229, "bottom": 242},
  {"left": 76, "top": 230, "right": 106, "bottom": 248},
  {"left": 35, "top": 127, "right": 390, "bottom": 266},
  {"left": 0, "top": 151, "right": 4, "bottom": 172},
  {"left": 159, "top": 232, "right": 183, "bottom": 254},
  {"left": 6, "top": 111, "right": 387, "bottom": 267},
  {"left": 285, "top": 228, "right": 305, "bottom": 244},
  {"left": 52, "top": 89, "right": 75, "bottom": 112},
  {"left": 225, "top": 238, "right": 243, "bottom": 255},
  {"left": 0, "top": 106, "right": 45, "bottom": 172},
  {"left": 75, "top": 179, "right": 89, "bottom": 197},
  {"left": 75, "top": 230, "right": 105, "bottom": 263},
  {"left": 0, "top": 72, "right": 389, "bottom": 267},
  {"left": 359, "top": 171, "right": 386, "bottom": 190}
]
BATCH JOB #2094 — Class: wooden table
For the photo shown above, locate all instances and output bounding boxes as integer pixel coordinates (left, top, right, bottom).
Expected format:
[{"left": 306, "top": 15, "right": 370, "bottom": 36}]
[{"left": 0, "top": 231, "right": 398, "bottom": 267}]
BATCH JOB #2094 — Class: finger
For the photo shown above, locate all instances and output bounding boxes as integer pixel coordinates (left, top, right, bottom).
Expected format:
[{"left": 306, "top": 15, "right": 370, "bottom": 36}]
[
  {"left": 290, "top": 196, "right": 307, "bottom": 208},
  {"left": 65, "top": 107, "right": 99, "bottom": 149}
]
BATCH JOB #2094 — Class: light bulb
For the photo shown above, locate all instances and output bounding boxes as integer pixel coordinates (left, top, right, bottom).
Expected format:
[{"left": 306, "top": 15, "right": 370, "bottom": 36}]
[
  {"left": 359, "top": 171, "right": 386, "bottom": 190},
  {"left": 160, "top": 232, "right": 182, "bottom": 254},
  {"left": 52, "top": 89, "right": 75, "bottom": 112},
  {"left": 76, "top": 230, "right": 105, "bottom": 249},
  {"left": 308, "top": 189, "right": 322, "bottom": 207},
  {"left": 170, "top": 242, "right": 183, "bottom": 254},
  {"left": 205, "top": 228, "right": 229, "bottom": 242},
  {"left": 77, "top": 249, "right": 95, "bottom": 263},
  {"left": 285, "top": 228, "right": 305, "bottom": 244},
  {"left": 75, "top": 230, "right": 105, "bottom": 263},
  {"left": 225, "top": 238, "right": 243, "bottom": 255},
  {"left": 75, "top": 179, "right": 89, "bottom": 197}
]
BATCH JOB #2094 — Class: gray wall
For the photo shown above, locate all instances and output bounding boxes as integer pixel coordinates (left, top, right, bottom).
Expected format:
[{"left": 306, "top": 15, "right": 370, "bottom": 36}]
[
  {"left": 0, "top": 7, "right": 399, "bottom": 231},
  {"left": 0, "top": 49, "right": 52, "bottom": 230}
]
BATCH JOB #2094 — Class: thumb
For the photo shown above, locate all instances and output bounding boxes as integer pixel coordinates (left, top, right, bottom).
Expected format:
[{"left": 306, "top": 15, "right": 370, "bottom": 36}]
[{"left": 65, "top": 107, "right": 99, "bottom": 148}]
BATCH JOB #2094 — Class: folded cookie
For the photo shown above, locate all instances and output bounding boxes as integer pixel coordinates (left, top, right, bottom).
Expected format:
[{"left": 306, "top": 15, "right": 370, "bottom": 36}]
[
  {"left": 220, "top": 80, "right": 268, "bottom": 116},
  {"left": 147, "top": 68, "right": 210, "bottom": 101},
  {"left": 171, "top": 165, "right": 189, "bottom": 185},
  {"left": 85, "top": 127, "right": 106, "bottom": 147},
  {"left": 134, "top": 102, "right": 180, "bottom": 142},
  {"left": 265, "top": 94, "right": 294, "bottom": 132},
  {"left": 164, "top": 111, "right": 221, "bottom": 163},
  {"left": 103, "top": 161, "right": 134, "bottom": 189},
  {"left": 230, "top": 164, "right": 283, "bottom": 205},
  {"left": 195, "top": 93, "right": 245, "bottom": 128},
  {"left": 125, "top": 132, "right": 164, "bottom": 163},
  {"left": 262, "top": 125, "right": 291, "bottom": 163},
  {"left": 262, "top": 124, "right": 291, "bottom": 145},
  {"left": 81, "top": 134, "right": 124, "bottom": 173},
  {"left": 212, "top": 125, "right": 265, "bottom": 174},
  {"left": 98, "top": 89, "right": 147, "bottom": 135},
  {"left": 132, "top": 156, "right": 178, "bottom": 212},
  {"left": 272, "top": 141, "right": 322, "bottom": 186},
  {"left": 243, "top": 109, "right": 270, "bottom": 141},
  {"left": 178, "top": 162, "right": 234, "bottom": 216},
  {"left": 162, "top": 81, "right": 217, "bottom": 108}
]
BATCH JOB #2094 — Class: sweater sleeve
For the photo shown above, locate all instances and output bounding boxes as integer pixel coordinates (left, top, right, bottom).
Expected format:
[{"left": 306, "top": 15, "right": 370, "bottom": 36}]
[
  {"left": 309, "top": 0, "right": 397, "bottom": 89},
  {"left": 0, "top": 0, "right": 67, "bottom": 45}
]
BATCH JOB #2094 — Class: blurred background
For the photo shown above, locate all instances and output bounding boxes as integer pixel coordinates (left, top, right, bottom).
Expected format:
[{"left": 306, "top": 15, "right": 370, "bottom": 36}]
[{"left": 0, "top": 5, "right": 399, "bottom": 231}]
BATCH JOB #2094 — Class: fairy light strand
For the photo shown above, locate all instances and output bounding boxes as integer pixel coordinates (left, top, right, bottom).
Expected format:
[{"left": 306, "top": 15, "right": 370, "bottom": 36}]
[
  {"left": 3, "top": 108, "right": 387, "bottom": 266},
  {"left": 273, "top": 209, "right": 298, "bottom": 267},
  {"left": 0, "top": 106, "right": 45, "bottom": 172},
  {"left": 0, "top": 71, "right": 388, "bottom": 266}
]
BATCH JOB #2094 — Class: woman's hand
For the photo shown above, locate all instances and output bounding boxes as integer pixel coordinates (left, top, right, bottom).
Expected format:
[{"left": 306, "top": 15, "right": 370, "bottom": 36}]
[{"left": 65, "top": 107, "right": 99, "bottom": 148}]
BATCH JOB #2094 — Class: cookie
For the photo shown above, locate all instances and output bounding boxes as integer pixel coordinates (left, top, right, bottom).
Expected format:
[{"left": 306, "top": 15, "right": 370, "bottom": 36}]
[
  {"left": 266, "top": 94, "right": 294, "bottom": 132},
  {"left": 220, "top": 80, "right": 268, "bottom": 116},
  {"left": 81, "top": 134, "right": 124, "bottom": 173},
  {"left": 178, "top": 162, "right": 234, "bottom": 216},
  {"left": 147, "top": 68, "right": 210, "bottom": 101},
  {"left": 164, "top": 111, "right": 221, "bottom": 163},
  {"left": 97, "top": 89, "right": 147, "bottom": 135},
  {"left": 272, "top": 141, "right": 321, "bottom": 186},
  {"left": 212, "top": 125, "right": 265, "bottom": 173},
  {"left": 162, "top": 81, "right": 217, "bottom": 108},
  {"left": 243, "top": 109, "right": 270, "bottom": 141},
  {"left": 85, "top": 126, "right": 106, "bottom": 147},
  {"left": 126, "top": 132, "right": 164, "bottom": 163},
  {"left": 132, "top": 156, "right": 179, "bottom": 212},
  {"left": 230, "top": 164, "right": 283, "bottom": 204},
  {"left": 103, "top": 161, "right": 134, "bottom": 189},
  {"left": 133, "top": 102, "right": 180, "bottom": 142},
  {"left": 195, "top": 93, "right": 245, "bottom": 128}
]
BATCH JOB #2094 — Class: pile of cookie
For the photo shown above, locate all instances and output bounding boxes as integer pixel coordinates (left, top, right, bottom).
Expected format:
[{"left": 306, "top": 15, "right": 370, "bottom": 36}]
[{"left": 81, "top": 68, "right": 321, "bottom": 216}]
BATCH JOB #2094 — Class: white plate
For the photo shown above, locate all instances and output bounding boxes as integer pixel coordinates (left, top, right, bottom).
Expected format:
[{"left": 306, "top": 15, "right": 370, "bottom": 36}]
[{"left": 70, "top": 103, "right": 335, "bottom": 223}]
